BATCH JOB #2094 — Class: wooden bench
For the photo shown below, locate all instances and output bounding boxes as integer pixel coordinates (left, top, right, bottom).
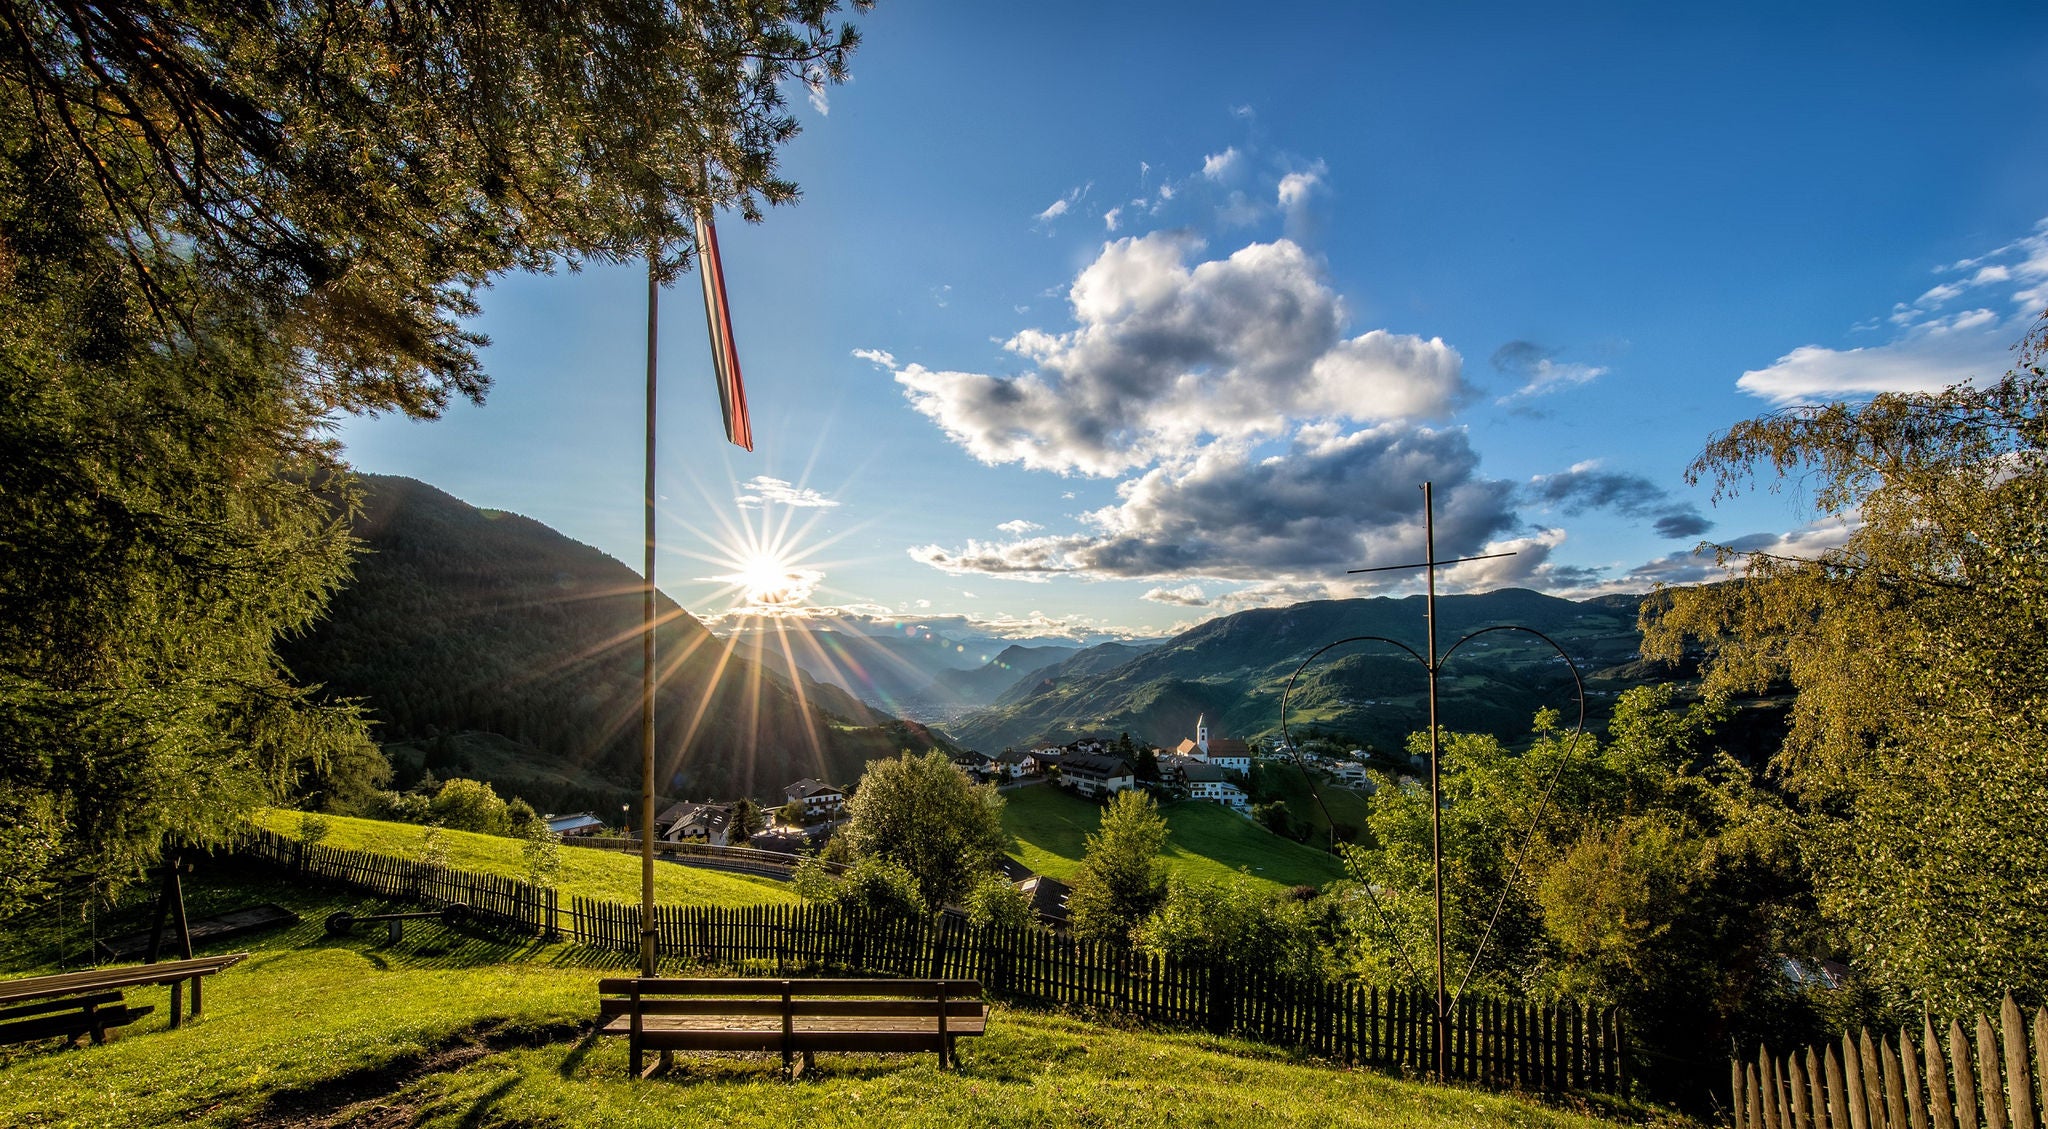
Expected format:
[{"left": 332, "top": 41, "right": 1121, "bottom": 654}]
[
  {"left": 0, "top": 991, "right": 154, "bottom": 1047},
  {"left": 0, "top": 953, "right": 247, "bottom": 1047},
  {"left": 597, "top": 977, "right": 987, "bottom": 1078}
]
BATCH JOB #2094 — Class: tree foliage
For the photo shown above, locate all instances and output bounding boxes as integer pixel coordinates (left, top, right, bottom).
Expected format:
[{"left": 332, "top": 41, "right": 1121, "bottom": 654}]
[
  {"left": 0, "top": 0, "right": 870, "bottom": 414},
  {"left": 0, "top": 0, "right": 870, "bottom": 915},
  {"left": 1343, "top": 690, "right": 1811, "bottom": 1090},
  {"left": 839, "top": 750, "right": 1009, "bottom": 909},
  {"left": 1066, "top": 788, "right": 1169, "bottom": 944},
  {"left": 1643, "top": 313, "right": 2048, "bottom": 1014},
  {"left": 429, "top": 777, "right": 510, "bottom": 834}
]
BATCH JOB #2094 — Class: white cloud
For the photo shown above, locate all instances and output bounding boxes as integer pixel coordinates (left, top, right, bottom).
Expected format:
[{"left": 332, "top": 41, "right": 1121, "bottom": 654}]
[
  {"left": 851, "top": 347, "right": 896, "bottom": 367},
  {"left": 1740, "top": 218, "right": 2048, "bottom": 403},
  {"left": 893, "top": 233, "right": 1472, "bottom": 476},
  {"left": 997, "top": 519, "right": 1043, "bottom": 534},
  {"left": 1202, "top": 147, "right": 1241, "bottom": 181},
  {"left": 1104, "top": 206, "right": 1123, "bottom": 232},
  {"left": 807, "top": 85, "right": 830, "bottom": 116},
  {"left": 1035, "top": 183, "right": 1093, "bottom": 226},
  {"left": 1277, "top": 167, "right": 1323, "bottom": 211},
  {"left": 736, "top": 475, "right": 839, "bottom": 509}
]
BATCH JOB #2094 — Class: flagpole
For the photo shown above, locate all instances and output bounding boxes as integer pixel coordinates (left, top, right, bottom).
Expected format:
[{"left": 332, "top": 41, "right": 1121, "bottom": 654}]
[{"left": 640, "top": 256, "right": 659, "bottom": 979}]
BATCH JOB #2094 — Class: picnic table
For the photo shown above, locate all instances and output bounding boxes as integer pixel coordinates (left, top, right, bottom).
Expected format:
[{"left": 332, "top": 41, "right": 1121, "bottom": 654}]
[{"left": 0, "top": 953, "right": 247, "bottom": 1047}]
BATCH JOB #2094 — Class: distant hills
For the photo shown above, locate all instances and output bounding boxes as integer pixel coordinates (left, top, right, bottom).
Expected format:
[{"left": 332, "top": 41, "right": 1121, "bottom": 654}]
[
  {"left": 282, "top": 475, "right": 956, "bottom": 813},
  {"left": 942, "top": 589, "right": 1668, "bottom": 754}
]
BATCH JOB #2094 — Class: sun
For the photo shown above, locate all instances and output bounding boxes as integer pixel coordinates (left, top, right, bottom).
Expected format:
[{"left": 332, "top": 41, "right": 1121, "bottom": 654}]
[{"left": 731, "top": 551, "right": 806, "bottom": 606}]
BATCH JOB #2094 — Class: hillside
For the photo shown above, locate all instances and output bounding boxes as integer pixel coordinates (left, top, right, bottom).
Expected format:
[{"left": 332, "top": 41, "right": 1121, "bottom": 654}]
[
  {"left": 926, "top": 643, "right": 1081, "bottom": 708},
  {"left": 1001, "top": 783, "right": 1347, "bottom": 891},
  {"left": 282, "top": 475, "right": 953, "bottom": 812},
  {"left": 950, "top": 590, "right": 1658, "bottom": 753},
  {"left": 0, "top": 861, "right": 1631, "bottom": 1129}
]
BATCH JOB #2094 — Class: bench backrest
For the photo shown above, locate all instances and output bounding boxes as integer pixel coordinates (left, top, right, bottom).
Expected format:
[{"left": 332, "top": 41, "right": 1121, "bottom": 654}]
[
  {"left": 597, "top": 978, "right": 984, "bottom": 1019},
  {"left": 0, "top": 953, "right": 247, "bottom": 1005}
]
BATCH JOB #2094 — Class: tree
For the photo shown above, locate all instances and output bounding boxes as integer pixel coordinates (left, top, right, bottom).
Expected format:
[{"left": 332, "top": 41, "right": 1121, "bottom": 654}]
[
  {"left": 1067, "top": 789, "right": 1169, "bottom": 944},
  {"left": 1133, "top": 743, "right": 1160, "bottom": 782},
  {"left": 729, "top": 799, "right": 766, "bottom": 842},
  {"left": 965, "top": 875, "right": 1034, "bottom": 932},
  {"left": 839, "top": 751, "right": 1010, "bottom": 909},
  {"left": 429, "top": 777, "right": 510, "bottom": 835},
  {"left": 0, "top": 0, "right": 871, "bottom": 912},
  {"left": 519, "top": 820, "right": 562, "bottom": 888},
  {"left": 1643, "top": 312, "right": 2048, "bottom": 1015}
]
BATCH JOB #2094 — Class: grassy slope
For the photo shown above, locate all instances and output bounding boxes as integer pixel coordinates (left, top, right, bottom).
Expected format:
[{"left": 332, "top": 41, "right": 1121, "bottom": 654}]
[
  {"left": 1256, "top": 762, "right": 1376, "bottom": 841},
  {"left": 250, "top": 810, "right": 802, "bottom": 909},
  {"left": 1002, "top": 785, "right": 1347, "bottom": 891},
  {"left": 0, "top": 867, "right": 1635, "bottom": 1129}
]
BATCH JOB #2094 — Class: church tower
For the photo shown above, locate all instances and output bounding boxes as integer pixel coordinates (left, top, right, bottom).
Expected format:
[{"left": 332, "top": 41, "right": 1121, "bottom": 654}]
[{"left": 1195, "top": 713, "right": 1209, "bottom": 755}]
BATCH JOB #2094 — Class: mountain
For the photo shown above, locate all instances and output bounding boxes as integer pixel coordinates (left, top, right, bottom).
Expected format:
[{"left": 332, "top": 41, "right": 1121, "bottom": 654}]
[
  {"left": 946, "top": 589, "right": 1662, "bottom": 753},
  {"left": 729, "top": 626, "right": 988, "bottom": 716},
  {"left": 926, "top": 644, "right": 1080, "bottom": 707},
  {"left": 992, "top": 641, "right": 1159, "bottom": 708},
  {"left": 281, "top": 475, "right": 954, "bottom": 812}
]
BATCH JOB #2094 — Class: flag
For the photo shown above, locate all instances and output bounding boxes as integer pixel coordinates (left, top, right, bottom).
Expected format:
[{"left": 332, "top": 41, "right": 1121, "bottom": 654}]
[{"left": 694, "top": 209, "right": 753, "bottom": 450}]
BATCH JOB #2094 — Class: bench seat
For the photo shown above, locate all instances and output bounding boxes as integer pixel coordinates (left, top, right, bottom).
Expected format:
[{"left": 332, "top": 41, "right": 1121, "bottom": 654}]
[
  {"left": 0, "top": 991, "right": 155, "bottom": 1047},
  {"left": 597, "top": 977, "right": 987, "bottom": 1077}
]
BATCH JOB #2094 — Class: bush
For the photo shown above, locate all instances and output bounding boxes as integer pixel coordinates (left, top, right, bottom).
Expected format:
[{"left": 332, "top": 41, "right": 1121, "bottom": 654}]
[{"left": 429, "top": 778, "right": 510, "bottom": 835}]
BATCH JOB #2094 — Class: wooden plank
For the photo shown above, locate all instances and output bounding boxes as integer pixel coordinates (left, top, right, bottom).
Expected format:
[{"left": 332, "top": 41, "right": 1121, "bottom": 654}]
[
  {"left": 1828, "top": 1044, "right": 1853, "bottom": 1129},
  {"left": 1790, "top": 1049, "right": 1813, "bottom": 1129},
  {"left": 1808, "top": 1048, "right": 1830, "bottom": 1129},
  {"left": 1980, "top": 1013, "right": 2008, "bottom": 1129},
  {"left": 1904, "top": 1026, "right": 1929, "bottom": 1129},
  {"left": 2004, "top": 995, "right": 2036, "bottom": 1129},
  {"left": 1927, "top": 1016, "right": 1956, "bottom": 1129},
  {"left": 1863, "top": 1030, "right": 1888, "bottom": 1129},
  {"left": 1846, "top": 1033, "right": 1871, "bottom": 1129},
  {"left": 1885, "top": 1031, "right": 1910, "bottom": 1129},
  {"left": 1955, "top": 1019, "right": 1981, "bottom": 1129},
  {"left": 2036, "top": 1008, "right": 2048, "bottom": 1129}
]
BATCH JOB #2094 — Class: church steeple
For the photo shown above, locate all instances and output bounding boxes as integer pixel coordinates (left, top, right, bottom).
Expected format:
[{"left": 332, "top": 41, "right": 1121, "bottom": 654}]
[{"left": 1195, "top": 713, "right": 1209, "bottom": 755}]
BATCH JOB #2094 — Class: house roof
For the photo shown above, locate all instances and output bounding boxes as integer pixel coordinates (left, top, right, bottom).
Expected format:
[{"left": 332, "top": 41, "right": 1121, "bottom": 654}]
[
  {"left": 545, "top": 812, "right": 605, "bottom": 834},
  {"left": 1063, "top": 753, "right": 1133, "bottom": 777},
  {"left": 1018, "top": 875, "right": 1071, "bottom": 920},
  {"left": 786, "top": 778, "right": 844, "bottom": 798},
  {"left": 1206, "top": 738, "right": 1252, "bottom": 759},
  {"left": 994, "top": 855, "right": 1033, "bottom": 882},
  {"left": 1180, "top": 763, "right": 1226, "bottom": 783},
  {"left": 993, "top": 749, "right": 1030, "bottom": 765}
]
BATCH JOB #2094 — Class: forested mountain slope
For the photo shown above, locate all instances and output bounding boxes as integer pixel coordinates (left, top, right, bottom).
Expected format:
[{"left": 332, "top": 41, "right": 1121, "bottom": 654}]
[
  {"left": 949, "top": 590, "right": 1656, "bottom": 753},
  {"left": 282, "top": 475, "right": 951, "bottom": 811}
]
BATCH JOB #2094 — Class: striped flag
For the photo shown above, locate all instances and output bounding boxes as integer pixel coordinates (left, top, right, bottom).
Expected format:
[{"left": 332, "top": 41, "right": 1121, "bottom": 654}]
[{"left": 693, "top": 209, "right": 753, "bottom": 451}]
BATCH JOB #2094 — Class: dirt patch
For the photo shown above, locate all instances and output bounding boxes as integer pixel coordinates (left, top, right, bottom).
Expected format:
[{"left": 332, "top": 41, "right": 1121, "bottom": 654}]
[{"left": 237, "top": 1017, "right": 585, "bottom": 1128}]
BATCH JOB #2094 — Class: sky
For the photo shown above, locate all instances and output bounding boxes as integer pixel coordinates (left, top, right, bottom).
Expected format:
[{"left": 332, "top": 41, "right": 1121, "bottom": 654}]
[{"left": 337, "top": 2, "right": 2048, "bottom": 646}]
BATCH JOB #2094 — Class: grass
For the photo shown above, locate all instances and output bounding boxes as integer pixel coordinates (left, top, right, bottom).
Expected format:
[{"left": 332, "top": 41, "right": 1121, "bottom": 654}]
[
  {"left": 0, "top": 866, "right": 1640, "bottom": 1128},
  {"left": 1254, "top": 762, "right": 1375, "bottom": 842},
  {"left": 250, "top": 810, "right": 802, "bottom": 909},
  {"left": 1002, "top": 784, "right": 1348, "bottom": 892}
]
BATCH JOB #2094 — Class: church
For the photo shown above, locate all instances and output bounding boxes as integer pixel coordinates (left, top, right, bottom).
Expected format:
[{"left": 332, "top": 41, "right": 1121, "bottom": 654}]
[{"left": 1174, "top": 714, "right": 1252, "bottom": 774}]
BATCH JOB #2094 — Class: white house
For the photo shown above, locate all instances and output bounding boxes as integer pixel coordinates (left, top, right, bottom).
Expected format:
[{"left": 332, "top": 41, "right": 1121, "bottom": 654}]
[
  {"left": 1179, "top": 763, "right": 1250, "bottom": 812},
  {"left": 1059, "top": 753, "right": 1135, "bottom": 798},
  {"left": 784, "top": 778, "right": 846, "bottom": 820}
]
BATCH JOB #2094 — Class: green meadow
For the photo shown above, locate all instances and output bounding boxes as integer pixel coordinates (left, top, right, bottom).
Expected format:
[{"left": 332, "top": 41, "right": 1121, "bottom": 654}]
[
  {"left": 1000, "top": 783, "right": 1349, "bottom": 891},
  {"left": 0, "top": 859, "right": 1641, "bottom": 1129}
]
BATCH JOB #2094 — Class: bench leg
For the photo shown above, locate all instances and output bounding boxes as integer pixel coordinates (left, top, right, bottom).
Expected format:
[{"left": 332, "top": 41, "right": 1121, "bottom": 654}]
[
  {"left": 169, "top": 979, "right": 183, "bottom": 1030},
  {"left": 190, "top": 975, "right": 203, "bottom": 1020}
]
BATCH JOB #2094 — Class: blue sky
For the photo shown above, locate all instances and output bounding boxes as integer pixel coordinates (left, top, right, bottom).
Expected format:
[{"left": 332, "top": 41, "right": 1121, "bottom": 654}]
[{"left": 338, "top": 2, "right": 2048, "bottom": 643}]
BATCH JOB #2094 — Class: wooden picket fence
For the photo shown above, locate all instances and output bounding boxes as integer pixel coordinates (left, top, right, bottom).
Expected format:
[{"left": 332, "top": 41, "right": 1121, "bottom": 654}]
[
  {"left": 1733, "top": 994, "right": 2048, "bottom": 1129},
  {"left": 234, "top": 828, "right": 557, "bottom": 937},
  {"left": 567, "top": 897, "right": 1627, "bottom": 1094}
]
